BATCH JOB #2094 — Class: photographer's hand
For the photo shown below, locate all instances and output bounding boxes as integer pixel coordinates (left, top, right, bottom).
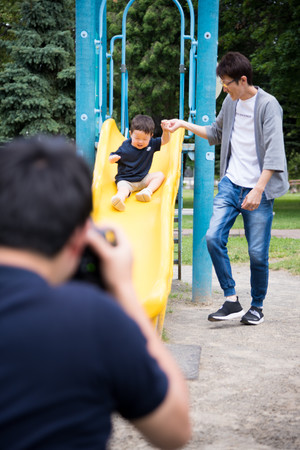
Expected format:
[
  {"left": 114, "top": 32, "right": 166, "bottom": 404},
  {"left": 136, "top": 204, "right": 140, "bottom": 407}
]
[
  {"left": 86, "top": 223, "right": 191, "bottom": 447},
  {"left": 85, "top": 224, "right": 134, "bottom": 298}
]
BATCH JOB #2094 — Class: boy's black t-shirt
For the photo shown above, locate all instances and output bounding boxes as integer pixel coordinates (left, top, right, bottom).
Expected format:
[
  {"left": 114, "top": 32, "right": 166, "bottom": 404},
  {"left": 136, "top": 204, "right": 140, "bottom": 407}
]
[
  {"left": 110, "top": 137, "right": 161, "bottom": 183},
  {"left": 0, "top": 266, "right": 168, "bottom": 450}
]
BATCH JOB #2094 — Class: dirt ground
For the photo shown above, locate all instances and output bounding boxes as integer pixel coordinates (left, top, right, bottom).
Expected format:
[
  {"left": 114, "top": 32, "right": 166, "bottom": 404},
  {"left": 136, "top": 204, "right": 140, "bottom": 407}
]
[{"left": 108, "top": 264, "right": 300, "bottom": 450}]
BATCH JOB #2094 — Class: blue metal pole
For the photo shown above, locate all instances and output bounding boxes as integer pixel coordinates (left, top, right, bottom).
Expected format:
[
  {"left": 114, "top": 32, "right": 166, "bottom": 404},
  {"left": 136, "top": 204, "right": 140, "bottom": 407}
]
[
  {"left": 98, "top": 0, "right": 107, "bottom": 136},
  {"left": 121, "top": 0, "right": 136, "bottom": 136},
  {"left": 108, "top": 35, "right": 122, "bottom": 117},
  {"left": 192, "top": 0, "right": 219, "bottom": 302},
  {"left": 172, "top": 0, "right": 185, "bottom": 120},
  {"left": 76, "top": 0, "right": 101, "bottom": 169}
]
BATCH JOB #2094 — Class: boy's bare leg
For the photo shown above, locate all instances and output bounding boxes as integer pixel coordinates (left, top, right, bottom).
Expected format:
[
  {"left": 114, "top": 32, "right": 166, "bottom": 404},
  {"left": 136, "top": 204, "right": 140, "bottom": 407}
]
[
  {"left": 111, "top": 184, "right": 130, "bottom": 212},
  {"left": 136, "top": 172, "right": 165, "bottom": 202}
]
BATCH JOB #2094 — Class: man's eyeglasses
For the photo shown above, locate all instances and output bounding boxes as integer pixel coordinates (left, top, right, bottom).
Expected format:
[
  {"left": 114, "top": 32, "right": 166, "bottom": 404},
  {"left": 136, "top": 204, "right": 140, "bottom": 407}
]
[{"left": 220, "top": 79, "right": 237, "bottom": 88}]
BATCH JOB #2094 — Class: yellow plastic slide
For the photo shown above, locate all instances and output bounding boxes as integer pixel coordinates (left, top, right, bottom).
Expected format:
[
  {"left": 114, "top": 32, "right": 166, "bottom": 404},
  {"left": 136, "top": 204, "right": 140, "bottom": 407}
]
[{"left": 92, "top": 119, "right": 184, "bottom": 333}]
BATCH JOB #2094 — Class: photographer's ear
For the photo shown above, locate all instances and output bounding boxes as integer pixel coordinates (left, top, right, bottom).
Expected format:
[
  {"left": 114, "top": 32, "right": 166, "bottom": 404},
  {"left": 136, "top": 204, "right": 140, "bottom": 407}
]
[
  {"left": 68, "top": 219, "right": 91, "bottom": 259},
  {"left": 51, "top": 220, "right": 91, "bottom": 284}
]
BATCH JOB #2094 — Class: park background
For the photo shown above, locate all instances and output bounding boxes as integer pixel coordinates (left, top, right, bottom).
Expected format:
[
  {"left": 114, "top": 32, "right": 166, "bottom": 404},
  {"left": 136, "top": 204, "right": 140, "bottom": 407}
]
[
  {"left": 0, "top": 0, "right": 299, "bottom": 274},
  {"left": 1, "top": 2, "right": 300, "bottom": 448}
]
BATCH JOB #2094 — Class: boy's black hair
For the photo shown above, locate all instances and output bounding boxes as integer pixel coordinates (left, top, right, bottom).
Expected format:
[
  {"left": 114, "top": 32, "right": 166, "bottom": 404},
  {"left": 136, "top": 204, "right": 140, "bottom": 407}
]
[
  {"left": 217, "top": 52, "right": 253, "bottom": 86},
  {"left": 0, "top": 135, "right": 92, "bottom": 257},
  {"left": 130, "top": 115, "right": 155, "bottom": 135}
]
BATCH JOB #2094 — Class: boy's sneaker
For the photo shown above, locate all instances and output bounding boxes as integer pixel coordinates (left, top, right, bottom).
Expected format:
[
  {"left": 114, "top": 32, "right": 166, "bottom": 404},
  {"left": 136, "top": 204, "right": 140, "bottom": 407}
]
[
  {"left": 208, "top": 298, "right": 244, "bottom": 322},
  {"left": 136, "top": 188, "right": 152, "bottom": 202},
  {"left": 240, "top": 307, "right": 264, "bottom": 325},
  {"left": 111, "top": 195, "right": 125, "bottom": 212}
]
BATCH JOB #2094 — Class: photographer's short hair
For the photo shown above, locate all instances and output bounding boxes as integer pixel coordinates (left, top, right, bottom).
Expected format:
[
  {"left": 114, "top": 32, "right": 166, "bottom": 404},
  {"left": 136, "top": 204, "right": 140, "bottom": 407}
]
[
  {"left": 130, "top": 115, "right": 155, "bottom": 135},
  {"left": 0, "top": 135, "right": 92, "bottom": 257},
  {"left": 217, "top": 52, "right": 253, "bottom": 86}
]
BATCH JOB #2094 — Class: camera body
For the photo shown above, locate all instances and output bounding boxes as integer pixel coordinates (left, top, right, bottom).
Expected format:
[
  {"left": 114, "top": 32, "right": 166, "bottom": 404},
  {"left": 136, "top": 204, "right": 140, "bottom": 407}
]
[{"left": 72, "top": 228, "right": 116, "bottom": 289}]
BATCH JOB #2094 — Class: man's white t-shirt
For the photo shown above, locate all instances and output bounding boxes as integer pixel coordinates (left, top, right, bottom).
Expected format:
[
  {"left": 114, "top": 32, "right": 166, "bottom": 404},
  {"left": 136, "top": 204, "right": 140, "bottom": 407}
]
[{"left": 226, "top": 94, "right": 261, "bottom": 188}]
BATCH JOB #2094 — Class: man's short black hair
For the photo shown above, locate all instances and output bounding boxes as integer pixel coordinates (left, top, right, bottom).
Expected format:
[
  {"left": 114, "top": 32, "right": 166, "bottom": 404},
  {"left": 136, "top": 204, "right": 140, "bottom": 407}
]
[
  {"left": 130, "top": 115, "right": 155, "bottom": 135},
  {"left": 217, "top": 52, "right": 253, "bottom": 86},
  {"left": 0, "top": 135, "right": 92, "bottom": 257}
]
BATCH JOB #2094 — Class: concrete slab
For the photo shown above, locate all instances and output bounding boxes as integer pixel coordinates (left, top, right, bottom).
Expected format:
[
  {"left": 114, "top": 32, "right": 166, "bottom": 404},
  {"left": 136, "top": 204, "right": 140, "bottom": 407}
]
[{"left": 166, "top": 344, "right": 201, "bottom": 380}]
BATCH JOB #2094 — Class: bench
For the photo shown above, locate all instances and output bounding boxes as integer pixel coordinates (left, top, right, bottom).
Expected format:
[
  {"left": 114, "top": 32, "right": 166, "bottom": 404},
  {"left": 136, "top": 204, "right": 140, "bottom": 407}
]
[{"left": 289, "top": 179, "right": 300, "bottom": 193}]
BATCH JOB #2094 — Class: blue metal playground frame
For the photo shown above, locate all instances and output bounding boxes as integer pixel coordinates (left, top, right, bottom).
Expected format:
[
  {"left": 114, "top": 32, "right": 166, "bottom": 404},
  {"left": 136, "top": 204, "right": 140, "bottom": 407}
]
[{"left": 75, "top": 0, "right": 219, "bottom": 302}]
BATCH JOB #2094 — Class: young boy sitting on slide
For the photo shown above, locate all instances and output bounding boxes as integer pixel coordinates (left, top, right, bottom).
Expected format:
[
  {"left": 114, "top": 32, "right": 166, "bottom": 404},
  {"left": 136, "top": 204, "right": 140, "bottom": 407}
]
[{"left": 109, "top": 114, "right": 170, "bottom": 211}]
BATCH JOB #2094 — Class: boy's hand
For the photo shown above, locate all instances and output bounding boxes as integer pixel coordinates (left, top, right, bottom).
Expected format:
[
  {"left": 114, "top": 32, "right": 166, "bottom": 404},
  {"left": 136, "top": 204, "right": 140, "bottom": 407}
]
[
  {"left": 160, "top": 119, "right": 169, "bottom": 130},
  {"left": 163, "top": 119, "right": 182, "bottom": 133},
  {"left": 160, "top": 120, "right": 171, "bottom": 145},
  {"left": 109, "top": 154, "right": 121, "bottom": 163}
]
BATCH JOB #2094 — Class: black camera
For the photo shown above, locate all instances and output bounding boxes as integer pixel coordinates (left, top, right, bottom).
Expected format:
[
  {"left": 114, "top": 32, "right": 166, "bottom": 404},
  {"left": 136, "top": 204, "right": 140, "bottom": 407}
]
[{"left": 72, "top": 228, "right": 116, "bottom": 289}]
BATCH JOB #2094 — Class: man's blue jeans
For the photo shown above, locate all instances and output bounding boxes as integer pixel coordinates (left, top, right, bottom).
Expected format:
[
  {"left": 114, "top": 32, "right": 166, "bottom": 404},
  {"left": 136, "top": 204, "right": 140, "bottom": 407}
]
[{"left": 206, "top": 176, "right": 274, "bottom": 308}]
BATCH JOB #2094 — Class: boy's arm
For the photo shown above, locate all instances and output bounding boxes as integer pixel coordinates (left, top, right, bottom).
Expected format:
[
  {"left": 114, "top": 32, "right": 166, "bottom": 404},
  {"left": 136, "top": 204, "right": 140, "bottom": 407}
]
[
  {"left": 109, "top": 154, "right": 121, "bottom": 163},
  {"left": 160, "top": 120, "right": 171, "bottom": 146}
]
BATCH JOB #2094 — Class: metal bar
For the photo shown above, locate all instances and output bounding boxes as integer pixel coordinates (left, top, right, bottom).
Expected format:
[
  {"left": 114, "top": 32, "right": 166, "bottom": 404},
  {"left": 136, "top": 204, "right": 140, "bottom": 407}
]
[
  {"left": 109, "top": 35, "right": 122, "bottom": 117},
  {"left": 98, "top": 0, "right": 107, "bottom": 137},
  {"left": 172, "top": 0, "right": 185, "bottom": 120},
  {"left": 120, "top": 0, "right": 136, "bottom": 135},
  {"left": 176, "top": 149, "right": 185, "bottom": 280}
]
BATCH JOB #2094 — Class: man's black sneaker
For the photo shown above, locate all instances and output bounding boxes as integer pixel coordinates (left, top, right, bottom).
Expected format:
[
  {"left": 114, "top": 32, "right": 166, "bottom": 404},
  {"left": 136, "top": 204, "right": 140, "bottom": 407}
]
[
  {"left": 208, "top": 298, "right": 244, "bottom": 322},
  {"left": 240, "top": 306, "right": 264, "bottom": 325}
]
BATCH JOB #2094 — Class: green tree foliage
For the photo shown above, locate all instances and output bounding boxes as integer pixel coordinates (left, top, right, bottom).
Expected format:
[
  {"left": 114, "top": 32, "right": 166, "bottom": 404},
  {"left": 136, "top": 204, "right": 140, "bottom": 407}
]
[
  {"left": 0, "top": 0, "right": 21, "bottom": 69},
  {"left": 218, "top": 0, "right": 300, "bottom": 177},
  {"left": 107, "top": 0, "right": 196, "bottom": 134},
  {"left": 0, "top": 0, "right": 75, "bottom": 140},
  {"left": 0, "top": 0, "right": 299, "bottom": 178}
]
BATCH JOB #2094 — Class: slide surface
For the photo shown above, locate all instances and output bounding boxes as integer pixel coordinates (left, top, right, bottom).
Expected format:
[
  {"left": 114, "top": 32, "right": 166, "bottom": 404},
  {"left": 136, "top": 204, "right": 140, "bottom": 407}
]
[{"left": 92, "top": 119, "right": 184, "bottom": 331}]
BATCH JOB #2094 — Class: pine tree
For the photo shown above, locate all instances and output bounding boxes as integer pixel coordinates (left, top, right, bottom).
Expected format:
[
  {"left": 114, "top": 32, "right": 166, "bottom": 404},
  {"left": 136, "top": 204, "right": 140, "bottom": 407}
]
[
  {"left": 0, "top": 0, "right": 75, "bottom": 140},
  {"left": 0, "top": 0, "right": 21, "bottom": 70}
]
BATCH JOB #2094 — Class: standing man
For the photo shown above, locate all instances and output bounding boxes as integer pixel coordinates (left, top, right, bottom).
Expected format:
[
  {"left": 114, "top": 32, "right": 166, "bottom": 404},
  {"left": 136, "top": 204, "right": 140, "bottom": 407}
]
[
  {"left": 166, "top": 52, "right": 289, "bottom": 325},
  {"left": 0, "top": 135, "right": 191, "bottom": 449}
]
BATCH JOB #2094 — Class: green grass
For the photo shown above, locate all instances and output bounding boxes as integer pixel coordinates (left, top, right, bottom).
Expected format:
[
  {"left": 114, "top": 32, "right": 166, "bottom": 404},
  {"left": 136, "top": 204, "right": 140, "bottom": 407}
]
[
  {"left": 161, "top": 328, "right": 169, "bottom": 342},
  {"left": 179, "top": 190, "right": 300, "bottom": 230},
  {"left": 182, "top": 189, "right": 194, "bottom": 208},
  {"left": 174, "top": 235, "right": 300, "bottom": 275},
  {"left": 273, "top": 193, "right": 300, "bottom": 229},
  {"left": 175, "top": 189, "right": 300, "bottom": 274}
]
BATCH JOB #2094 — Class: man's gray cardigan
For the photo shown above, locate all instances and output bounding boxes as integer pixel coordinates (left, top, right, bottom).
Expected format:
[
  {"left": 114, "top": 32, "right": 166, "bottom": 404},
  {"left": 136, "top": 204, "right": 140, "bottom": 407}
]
[{"left": 205, "top": 87, "right": 289, "bottom": 200}]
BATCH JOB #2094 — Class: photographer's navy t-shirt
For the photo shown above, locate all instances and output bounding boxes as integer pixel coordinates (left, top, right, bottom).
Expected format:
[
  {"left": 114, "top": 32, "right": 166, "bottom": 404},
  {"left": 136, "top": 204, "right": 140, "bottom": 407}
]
[
  {"left": 110, "top": 137, "right": 161, "bottom": 183},
  {"left": 0, "top": 266, "right": 168, "bottom": 449}
]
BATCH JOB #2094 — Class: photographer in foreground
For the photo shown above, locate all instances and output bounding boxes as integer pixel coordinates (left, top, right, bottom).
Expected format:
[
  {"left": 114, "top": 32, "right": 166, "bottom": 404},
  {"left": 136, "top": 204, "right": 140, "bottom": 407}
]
[{"left": 0, "top": 135, "right": 190, "bottom": 450}]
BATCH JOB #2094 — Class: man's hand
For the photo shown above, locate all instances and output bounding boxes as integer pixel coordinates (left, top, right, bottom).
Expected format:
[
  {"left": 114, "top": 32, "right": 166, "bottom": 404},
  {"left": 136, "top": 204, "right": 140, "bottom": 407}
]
[
  {"left": 109, "top": 154, "right": 121, "bottom": 164},
  {"left": 241, "top": 169, "right": 274, "bottom": 211},
  {"left": 85, "top": 224, "right": 133, "bottom": 297},
  {"left": 241, "top": 187, "right": 262, "bottom": 211}
]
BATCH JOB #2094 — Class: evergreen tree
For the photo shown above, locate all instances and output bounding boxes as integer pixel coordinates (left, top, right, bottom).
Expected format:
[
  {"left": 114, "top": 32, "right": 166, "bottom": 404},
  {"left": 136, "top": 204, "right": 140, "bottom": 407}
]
[
  {"left": 0, "top": 0, "right": 21, "bottom": 70},
  {"left": 218, "top": 0, "right": 300, "bottom": 177},
  {"left": 0, "top": 0, "right": 75, "bottom": 140}
]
